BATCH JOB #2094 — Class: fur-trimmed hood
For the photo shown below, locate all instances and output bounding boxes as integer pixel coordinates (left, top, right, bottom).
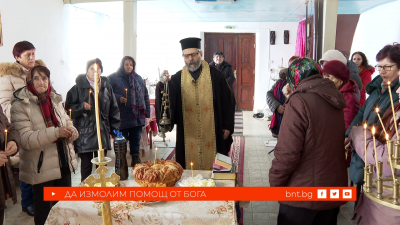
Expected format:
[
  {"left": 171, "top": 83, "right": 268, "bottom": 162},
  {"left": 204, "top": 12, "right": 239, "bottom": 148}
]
[
  {"left": 0, "top": 60, "right": 46, "bottom": 77},
  {"left": 11, "top": 86, "right": 62, "bottom": 106}
]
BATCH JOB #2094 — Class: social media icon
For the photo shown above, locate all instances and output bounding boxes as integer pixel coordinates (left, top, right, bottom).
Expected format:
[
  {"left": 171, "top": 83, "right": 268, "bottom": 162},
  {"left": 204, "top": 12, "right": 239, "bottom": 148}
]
[
  {"left": 343, "top": 189, "right": 352, "bottom": 199},
  {"left": 330, "top": 189, "right": 339, "bottom": 199},
  {"left": 317, "top": 189, "right": 327, "bottom": 199}
]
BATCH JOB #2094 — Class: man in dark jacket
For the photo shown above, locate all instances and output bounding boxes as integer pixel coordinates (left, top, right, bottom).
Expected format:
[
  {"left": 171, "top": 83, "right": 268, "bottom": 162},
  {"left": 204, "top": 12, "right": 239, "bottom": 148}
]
[
  {"left": 65, "top": 58, "right": 121, "bottom": 181},
  {"left": 209, "top": 52, "right": 235, "bottom": 91},
  {"left": 269, "top": 58, "right": 348, "bottom": 225}
]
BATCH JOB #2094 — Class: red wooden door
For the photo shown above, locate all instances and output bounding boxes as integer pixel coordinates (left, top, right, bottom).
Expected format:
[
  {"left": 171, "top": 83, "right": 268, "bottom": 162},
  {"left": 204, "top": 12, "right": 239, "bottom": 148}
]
[{"left": 204, "top": 33, "right": 255, "bottom": 110}]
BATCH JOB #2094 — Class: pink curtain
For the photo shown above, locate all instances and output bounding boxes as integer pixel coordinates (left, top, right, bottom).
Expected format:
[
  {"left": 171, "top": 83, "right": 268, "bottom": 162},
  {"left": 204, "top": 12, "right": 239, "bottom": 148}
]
[{"left": 295, "top": 20, "right": 306, "bottom": 57}]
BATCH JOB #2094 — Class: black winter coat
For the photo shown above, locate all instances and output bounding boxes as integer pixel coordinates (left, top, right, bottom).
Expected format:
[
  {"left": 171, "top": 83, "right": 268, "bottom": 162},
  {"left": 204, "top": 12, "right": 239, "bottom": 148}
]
[
  {"left": 209, "top": 61, "right": 235, "bottom": 91},
  {"left": 65, "top": 75, "right": 120, "bottom": 154}
]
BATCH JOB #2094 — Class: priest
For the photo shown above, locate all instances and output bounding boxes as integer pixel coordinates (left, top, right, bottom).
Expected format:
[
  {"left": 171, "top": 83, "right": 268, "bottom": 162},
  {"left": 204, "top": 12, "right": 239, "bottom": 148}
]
[{"left": 156, "top": 37, "right": 235, "bottom": 170}]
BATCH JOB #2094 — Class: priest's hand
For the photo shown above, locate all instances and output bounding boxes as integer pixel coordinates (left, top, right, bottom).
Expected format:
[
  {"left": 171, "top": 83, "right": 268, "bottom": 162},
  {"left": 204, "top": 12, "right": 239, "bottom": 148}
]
[
  {"left": 0, "top": 153, "right": 7, "bottom": 166},
  {"left": 83, "top": 102, "right": 91, "bottom": 110},
  {"left": 223, "top": 129, "right": 230, "bottom": 140},
  {"left": 120, "top": 97, "right": 127, "bottom": 104},
  {"left": 4, "top": 141, "right": 18, "bottom": 156}
]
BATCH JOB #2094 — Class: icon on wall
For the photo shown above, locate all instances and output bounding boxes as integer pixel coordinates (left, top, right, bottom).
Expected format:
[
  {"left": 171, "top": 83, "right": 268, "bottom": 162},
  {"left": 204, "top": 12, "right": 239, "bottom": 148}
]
[
  {"left": 284, "top": 30, "right": 289, "bottom": 44},
  {"left": 270, "top": 31, "right": 275, "bottom": 45}
]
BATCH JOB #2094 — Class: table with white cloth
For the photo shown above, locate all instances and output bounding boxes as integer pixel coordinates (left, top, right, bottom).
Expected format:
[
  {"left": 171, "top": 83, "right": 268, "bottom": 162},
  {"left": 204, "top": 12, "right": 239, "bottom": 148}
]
[{"left": 45, "top": 170, "right": 238, "bottom": 225}]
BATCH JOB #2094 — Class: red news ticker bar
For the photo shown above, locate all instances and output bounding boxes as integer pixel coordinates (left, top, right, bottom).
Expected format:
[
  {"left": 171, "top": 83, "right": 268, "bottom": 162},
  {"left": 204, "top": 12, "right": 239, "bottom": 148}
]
[{"left": 44, "top": 187, "right": 356, "bottom": 201}]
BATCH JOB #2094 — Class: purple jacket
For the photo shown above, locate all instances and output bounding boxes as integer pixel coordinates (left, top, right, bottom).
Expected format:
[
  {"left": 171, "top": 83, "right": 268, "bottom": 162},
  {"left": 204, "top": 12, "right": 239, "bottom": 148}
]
[{"left": 349, "top": 126, "right": 400, "bottom": 178}]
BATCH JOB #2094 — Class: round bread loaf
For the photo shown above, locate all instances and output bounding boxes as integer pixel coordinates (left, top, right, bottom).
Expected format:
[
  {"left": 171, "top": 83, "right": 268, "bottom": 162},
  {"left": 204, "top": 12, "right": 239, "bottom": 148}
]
[{"left": 131, "top": 159, "right": 184, "bottom": 187}]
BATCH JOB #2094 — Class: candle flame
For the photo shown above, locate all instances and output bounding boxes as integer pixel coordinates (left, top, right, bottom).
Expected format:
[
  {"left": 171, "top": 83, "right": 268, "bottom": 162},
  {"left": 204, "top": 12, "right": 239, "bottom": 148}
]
[
  {"left": 89, "top": 90, "right": 92, "bottom": 93},
  {"left": 372, "top": 126, "right": 375, "bottom": 135},
  {"left": 69, "top": 108, "right": 72, "bottom": 112},
  {"left": 375, "top": 108, "right": 379, "bottom": 113},
  {"left": 155, "top": 147, "right": 158, "bottom": 151},
  {"left": 4, "top": 129, "right": 7, "bottom": 133},
  {"left": 191, "top": 162, "right": 193, "bottom": 166},
  {"left": 388, "top": 81, "right": 391, "bottom": 85},
  {"left": 386, "top": 133, "right": 389, "bottom": 140},
  {"left": 363, "top": 123, "right": 367, "bottom": 129},
  {"left": 94, "top": 63, "right": 97, "bottom": 71}
]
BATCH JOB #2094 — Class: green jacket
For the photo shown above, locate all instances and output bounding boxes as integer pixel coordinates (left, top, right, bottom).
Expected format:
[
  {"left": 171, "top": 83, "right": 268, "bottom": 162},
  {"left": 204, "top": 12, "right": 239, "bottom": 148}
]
[{"left": 346, "top": 75, "right": 400, "bottom": 136}]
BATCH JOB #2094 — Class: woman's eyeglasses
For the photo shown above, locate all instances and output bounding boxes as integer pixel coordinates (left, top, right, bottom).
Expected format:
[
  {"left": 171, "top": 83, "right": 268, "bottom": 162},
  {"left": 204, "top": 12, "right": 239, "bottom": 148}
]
[{"left": 375, "top": 64, "right": 396, "bottom": 71}]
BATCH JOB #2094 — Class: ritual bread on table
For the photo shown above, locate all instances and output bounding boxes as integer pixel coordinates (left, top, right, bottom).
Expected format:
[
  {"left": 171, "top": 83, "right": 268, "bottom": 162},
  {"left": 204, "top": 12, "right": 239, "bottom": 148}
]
[{"left": 131, "top": 159, "right": 184, "bottom": 187}]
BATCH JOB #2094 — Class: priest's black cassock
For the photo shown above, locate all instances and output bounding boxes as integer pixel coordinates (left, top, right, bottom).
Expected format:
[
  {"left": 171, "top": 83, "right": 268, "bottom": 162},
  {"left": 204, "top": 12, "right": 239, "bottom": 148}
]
[{"left": 156, "top": 64, "right": 235, "bottom": 169}]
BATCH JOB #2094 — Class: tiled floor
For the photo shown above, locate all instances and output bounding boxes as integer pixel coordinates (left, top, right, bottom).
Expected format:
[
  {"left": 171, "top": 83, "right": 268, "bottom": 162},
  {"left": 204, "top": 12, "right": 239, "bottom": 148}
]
[{"left": 6, "top": 111, "right": 356, "bottom": 224}]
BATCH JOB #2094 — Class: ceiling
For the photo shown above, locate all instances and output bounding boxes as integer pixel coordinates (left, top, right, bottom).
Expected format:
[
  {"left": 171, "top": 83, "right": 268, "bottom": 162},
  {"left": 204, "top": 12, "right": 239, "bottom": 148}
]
[{"left": 72, "top": 0, "right": 397, "bottom": 22}]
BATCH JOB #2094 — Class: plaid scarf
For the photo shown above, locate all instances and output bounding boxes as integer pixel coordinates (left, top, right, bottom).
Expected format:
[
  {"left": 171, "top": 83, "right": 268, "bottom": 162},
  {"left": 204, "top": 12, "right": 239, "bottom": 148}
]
[
  {"left": 128, "top": 72, "right": 147, "bottom": 118},
  {"left": 26, "top": 67, "right": 60, "bottom": 128}
]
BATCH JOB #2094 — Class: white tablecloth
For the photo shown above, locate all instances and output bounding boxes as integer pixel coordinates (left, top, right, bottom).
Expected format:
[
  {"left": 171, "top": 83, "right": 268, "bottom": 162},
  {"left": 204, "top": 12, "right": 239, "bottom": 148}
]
[{"left": 45, "top": 170, "right": 237, "bottom": 225}]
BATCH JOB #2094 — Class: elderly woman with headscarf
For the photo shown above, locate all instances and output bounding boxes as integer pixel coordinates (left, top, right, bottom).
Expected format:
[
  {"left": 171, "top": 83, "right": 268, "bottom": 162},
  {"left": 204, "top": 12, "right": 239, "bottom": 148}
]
[
  {"left": 0, "top": 41, "right": 45, "bottom": 216},
  {"left": 108, "top": 56, "right": 150, "bottom": 167},
  {"left": 65, "top": 58, "right": 120, "bottom": 182},
  {"left": 269, "top": 58, "right": 348, "bottom": 225},
  {"left": 11, "top": 66, "right": 78, "bottom": 225}
]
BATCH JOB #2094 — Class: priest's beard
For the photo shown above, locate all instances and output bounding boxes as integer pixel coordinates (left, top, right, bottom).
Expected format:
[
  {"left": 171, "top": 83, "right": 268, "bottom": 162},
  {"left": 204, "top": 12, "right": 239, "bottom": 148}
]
[{"left": 185, "top": 58, "right": 202, "bottom": 72}]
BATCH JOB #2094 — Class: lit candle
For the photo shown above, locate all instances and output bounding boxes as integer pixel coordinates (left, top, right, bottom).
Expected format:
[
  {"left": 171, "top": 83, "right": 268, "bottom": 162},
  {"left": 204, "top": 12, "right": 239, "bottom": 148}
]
[
  {"left": 387, "top": 81, "right": 399, "bottom": 141},
  {"left": 191, "top": 162, "right": 194, "bottom": 180},
  {"left": 69, "top": 109, "right": 72, "bottom": 121},
  {"left": 372, "top": 126, "right": 379, "bottom": 177},
  {"left": 3, "top": 129, "right": 7, "bottom": 166},
  {"left": 94, "top": 63, "right": 104, "bottom": 162},
  {"left": 125, "top": 88, "right": 128, "bottom": 106},
  {"left": 89, "top": 90, "right": 92, "bottom": 107},
  {"left": 375, "top": 108, "right": 387, "bottom": 135},
  {"left": 364, "top": 123, "right": 367, "bottom": 165},
  {"left": 386, "top": 134, "right": 396, "bottom": 182},
  {"left": 154, "top": 147, "right": 158, "bottom": 165}
]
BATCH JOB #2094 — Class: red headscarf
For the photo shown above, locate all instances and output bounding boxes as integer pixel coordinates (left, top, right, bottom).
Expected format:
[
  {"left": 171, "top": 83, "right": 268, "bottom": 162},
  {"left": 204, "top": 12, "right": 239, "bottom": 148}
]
[{"left": 26, "top": 66, "right": 60, "bottom": 128}]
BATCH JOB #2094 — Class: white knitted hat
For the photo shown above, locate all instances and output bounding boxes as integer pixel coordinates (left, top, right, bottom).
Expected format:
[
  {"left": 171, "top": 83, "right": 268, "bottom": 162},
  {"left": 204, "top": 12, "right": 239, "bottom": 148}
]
[{"left": 319, "top": 50, "right": 347, "bottom": 65}]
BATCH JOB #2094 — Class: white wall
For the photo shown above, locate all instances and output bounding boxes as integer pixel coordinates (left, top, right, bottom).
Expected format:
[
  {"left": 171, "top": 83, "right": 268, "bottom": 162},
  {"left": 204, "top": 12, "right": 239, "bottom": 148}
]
[
  {"left": 350, "top": 0, "right": 400, "bottom": 79},
  {"left": 0, "top": 0, "right": 72, "bottom": 98},
  {"left": 136, "top": 22, "right": 298, "bottom": 112}
]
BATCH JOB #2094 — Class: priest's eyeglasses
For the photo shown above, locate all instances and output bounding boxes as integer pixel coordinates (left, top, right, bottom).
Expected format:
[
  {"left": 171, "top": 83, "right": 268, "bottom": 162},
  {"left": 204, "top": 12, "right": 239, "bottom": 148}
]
[
  {"left": 183, "top": 51, "right": 200, "bottom": 59},
  {"left": 375, "top": 64, "right": 396, "bottom": 71}
]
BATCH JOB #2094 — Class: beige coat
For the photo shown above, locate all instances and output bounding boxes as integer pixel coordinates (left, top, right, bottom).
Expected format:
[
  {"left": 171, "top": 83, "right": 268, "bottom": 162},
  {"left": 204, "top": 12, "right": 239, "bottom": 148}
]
[
  {"left": 11, "top": 87, "right": 78, "bottom": 185},
  {"left": 0, "top": 60, "right": 45, "bottom": 120}
]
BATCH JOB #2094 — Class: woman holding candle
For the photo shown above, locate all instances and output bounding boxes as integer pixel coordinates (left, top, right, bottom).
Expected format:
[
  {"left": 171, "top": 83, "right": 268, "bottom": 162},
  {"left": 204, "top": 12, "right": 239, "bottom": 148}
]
[
  {"left": 347, "top": 43, "right": 400, "bottom": 210},
  {"left": 351, "top": 51, "right": 375, "bottom": 107},
  {"left": 10, "top": 66, "right": 78, "bottom": 225},
  {"left": 65, "top": 58, "right": 121, "bottom": 182},
  {"left": 108, "top": 56, "right": 150, "bottom": 167},
  {"left": 0, "top": 41, "right": 46, "bottom": 216},
  {"left": 0, "top": 107, "right": 20, "bottom": 224}
]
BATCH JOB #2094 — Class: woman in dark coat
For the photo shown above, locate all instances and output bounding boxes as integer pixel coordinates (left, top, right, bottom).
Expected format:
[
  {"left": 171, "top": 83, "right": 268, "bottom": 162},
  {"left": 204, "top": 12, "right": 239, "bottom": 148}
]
[
  {"left": 65, "top": 58, "right": 120, "bottom": 182},
  {"left": 0, "top": 105, "right": 19, "bottom": 225},
  {"left": 269, "top": 58, "right": 348, "bottom": 225},
  {"left": 108, "top": 56, "right": 150, "bottom": 167}
]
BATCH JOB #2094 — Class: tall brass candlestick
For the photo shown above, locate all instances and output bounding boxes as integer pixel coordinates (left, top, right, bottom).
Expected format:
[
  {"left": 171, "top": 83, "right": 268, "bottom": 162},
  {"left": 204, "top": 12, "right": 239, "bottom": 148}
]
[
  {"left": 372, "top": 126, "right": 379, "bottom": 177},
  {"left": 3, "top": 129, "right": 7, "bottom": 167},
  {"left": 94, "top": 63, "right": 104, "bottom": 163},
  {"left": 387, "top": 81, "right": 399, "bottom": 141},
  {"left": 125, "top": 88, "right": 128, "bottom": 106},
  {"left": 375, "top": 108, "right": 387, "bottom": 135}
]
